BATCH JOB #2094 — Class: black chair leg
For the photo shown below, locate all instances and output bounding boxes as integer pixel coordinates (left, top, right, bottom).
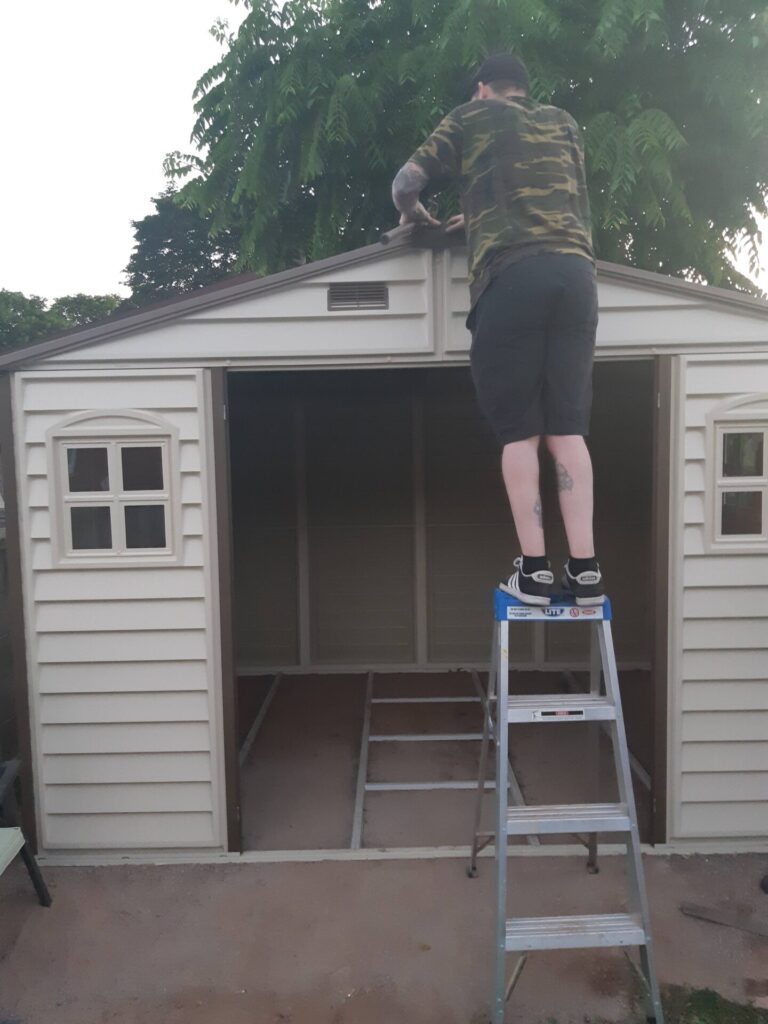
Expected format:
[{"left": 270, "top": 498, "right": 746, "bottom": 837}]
[{"left": 18, "top": 842, "right": 52, "bottom": 907}]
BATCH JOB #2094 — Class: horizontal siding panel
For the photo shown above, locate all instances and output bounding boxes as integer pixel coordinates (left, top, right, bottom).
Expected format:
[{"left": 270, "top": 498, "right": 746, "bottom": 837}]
[
  {"left": 682, "top": 680, "right": 768, "bottom": 711},
  {"left": 684, "top": 556, "right": 768, "bottom": 587},
  {"left": 179, "top": 442, "right": 202, "bottom": 473},
  {"left": 683, "top": 650, "right": 768, "bottom": 680},
  {"left": 684, "top": 495, "right": 705, "bottom": 525},
  {"left": 45, "top": 781, "right": 213, "bottom": 814},
  {"left": 23, "top": 410, "right": 201, "bottom": 444},
  {"left": 683, "top": 587, "right": 768, "bottom": 618},
  {"left": 36, "top": 598, "right": 207, "bottom": 633},
  {"left": 685, "top": 361, "right": 768, "bottom": 396},
  {"left": 44, "top": 751, "right": 212, "bottom": 784},
  {"left": 683, "top": 526, "right": 705, "bottom": 554},
  {"left": 40, "top": 691, "right": 210, "bottom": 725},
  {"left": 37, "top": 661, "right": 210, "bottom": 694},
  {"left": 681, "top": 772, "right": 768, "bottom": 802},
  {"left": 684, "top": 461, "right": 705, "bottom": 494},
  {"left": 684, "top": 430, "right": 706, "bottom": 461},
  {"left": 33, "top": 568, "right": 206, "bottom": 602},
  {"left": 681, "top": 710, "right": 768, "bottom": 742},
  {"left": 44, "top": 811, "right": 217, "bottom": 849},
  {"left": 42, "top": 722, "right": 211, "bottom": 754},
  {"left": 683, "top": 619, "right": 768, "bottom": 650},
  {"left": 37, "top": 630, "right": 208, "bottom": 664},
  {"left": 682, "top": 741, "right": 768, "bottom": 772},
  {"left": 180, "top": 474, "right": 203, "bottom": 504},
  {"left": 679, "top": 801, "right": 768, "bottom": 837},
  {"left": 21, "top": 375, "right": 200, "bottom": 412},
  {"left": 181, "top": 505, "right": 204, "bottom": 537}
]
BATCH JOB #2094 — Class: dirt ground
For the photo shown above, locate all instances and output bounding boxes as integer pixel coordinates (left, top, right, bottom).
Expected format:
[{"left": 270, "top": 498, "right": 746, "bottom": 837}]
[{"left": 2, "top": 852, "right": 767, "bottom": 1024}]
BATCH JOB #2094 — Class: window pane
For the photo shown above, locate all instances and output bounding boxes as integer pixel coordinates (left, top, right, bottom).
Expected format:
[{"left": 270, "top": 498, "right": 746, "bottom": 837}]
[
  {"left": 721, "top": 491, "right": 762, "bottom": 536},
  {"left": 125, "top": 505, "right": 166, "bottom": 549},
  {"left": 723, "top": 433, "right": 764, "bottom": 477},
  {"left": 67, "top": 448, "right": 109, "bottom": 492},
  {"left": 122, "top": 446, "right": 164, "bottom": 491},
  {"left": 71, "top": 506, "right": 112, "bottom": 550}
]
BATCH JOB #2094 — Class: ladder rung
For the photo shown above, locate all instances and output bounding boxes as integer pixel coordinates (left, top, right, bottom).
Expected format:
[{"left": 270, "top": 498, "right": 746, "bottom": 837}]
[
  {"left": 506, "top": 693, "right": 615, "bottom": 723},
  {"left": 506, "top": 803, "right": 630, "bottom": 835},
  {"left": 505, "top": 913, "right": 645, "bottom": 951}
]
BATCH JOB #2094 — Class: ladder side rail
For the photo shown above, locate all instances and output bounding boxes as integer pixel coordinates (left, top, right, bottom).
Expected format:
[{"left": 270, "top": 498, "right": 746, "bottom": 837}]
[
  {"left": 587, "top": 623, "right": 603, "bottom": 872},
  {"left": 494, "top": 619, "right": 510, "bottom": 1024},
  {"left": 598, "top": 619, "right": 665, "bottom": 1024},
  {"left": 468, "top": 639, "right": 496, "bottom": 875}
]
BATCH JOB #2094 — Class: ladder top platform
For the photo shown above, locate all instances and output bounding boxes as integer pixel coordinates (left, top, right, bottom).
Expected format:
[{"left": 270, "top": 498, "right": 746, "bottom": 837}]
[{"left": 493, "top": 588, "right": 612, "bottom": 622}]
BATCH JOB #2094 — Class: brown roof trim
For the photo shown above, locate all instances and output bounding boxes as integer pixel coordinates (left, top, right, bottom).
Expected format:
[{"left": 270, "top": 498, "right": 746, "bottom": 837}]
[
  {"left": 595, "top": 259, "right": 768, "bottom": 315},
  {"left": 0, "top": 234, "right": 414, "bottom": 372},
  {"left": 0, "top": 228, "right": 766, "bottom": 371}
]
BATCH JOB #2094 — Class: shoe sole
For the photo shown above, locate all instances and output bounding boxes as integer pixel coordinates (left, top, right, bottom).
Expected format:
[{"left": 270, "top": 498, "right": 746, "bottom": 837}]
[
  {"left": 574, "top": 594, "right": 606, "bottom": 607},
  {"left": 499, "top": 579, "right": 552, "bottom": 606}
]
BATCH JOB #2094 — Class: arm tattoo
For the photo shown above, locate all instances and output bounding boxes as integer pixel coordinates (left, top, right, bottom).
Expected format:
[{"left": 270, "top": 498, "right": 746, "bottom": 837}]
[
  {"left": 392, "top": 161, "right": 429, "bottom": 214},
  {"left": 555, "top": 461, "right": 574, "bottom": 492},
  {"left": 533, "top": 496, "right": 543, "bottom": 528}
]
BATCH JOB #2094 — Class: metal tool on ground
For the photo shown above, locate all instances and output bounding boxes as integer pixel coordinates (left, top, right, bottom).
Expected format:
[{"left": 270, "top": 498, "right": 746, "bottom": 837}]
[{"left": 468, "top": 589, "right": 664, "bottom": 1024}]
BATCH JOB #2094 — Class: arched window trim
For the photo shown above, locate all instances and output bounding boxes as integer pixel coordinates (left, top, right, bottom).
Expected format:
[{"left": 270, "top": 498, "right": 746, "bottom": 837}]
[
  {"left": 705, "top": 394, "right": 768, "bottom": 553},
  {"left": 46, "top": 410, "right": 181, "bottom": 567}
]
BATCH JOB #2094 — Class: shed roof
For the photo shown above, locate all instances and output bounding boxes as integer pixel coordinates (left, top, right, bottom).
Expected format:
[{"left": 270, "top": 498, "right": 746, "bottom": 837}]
[{"left": 2, "top": 225, "right": 767, "bottom": 372}]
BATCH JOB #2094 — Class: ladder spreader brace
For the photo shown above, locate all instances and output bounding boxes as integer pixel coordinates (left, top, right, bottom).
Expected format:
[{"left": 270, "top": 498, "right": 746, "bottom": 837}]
[{"left": 468, "top": 589, "right": 664, "bottom": 1024}]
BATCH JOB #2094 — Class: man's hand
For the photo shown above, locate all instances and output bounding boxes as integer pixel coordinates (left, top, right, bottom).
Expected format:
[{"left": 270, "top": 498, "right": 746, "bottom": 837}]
[
  {"left": 445, "top": 213, "right": 465, "bottom": 233},
  {"left": 399, "top": 202, "right": 441, "bottom": 228}
]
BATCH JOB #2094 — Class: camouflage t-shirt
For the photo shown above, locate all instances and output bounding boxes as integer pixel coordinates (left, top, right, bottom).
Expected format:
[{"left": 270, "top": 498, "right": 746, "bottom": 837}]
[{"left": 407, "top": 96, "right": 594, "bottom": 319}]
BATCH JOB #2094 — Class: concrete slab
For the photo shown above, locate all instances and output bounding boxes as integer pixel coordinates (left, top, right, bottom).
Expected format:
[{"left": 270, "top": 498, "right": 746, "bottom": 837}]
[{"left": 1, "top": 853, "right": 767, "bottom": 1023}]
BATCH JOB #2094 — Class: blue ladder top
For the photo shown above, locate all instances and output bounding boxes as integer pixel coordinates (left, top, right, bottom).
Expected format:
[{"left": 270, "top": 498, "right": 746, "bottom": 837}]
[{"left": 494, "top": 587, "right": 612, "bottom": 622}]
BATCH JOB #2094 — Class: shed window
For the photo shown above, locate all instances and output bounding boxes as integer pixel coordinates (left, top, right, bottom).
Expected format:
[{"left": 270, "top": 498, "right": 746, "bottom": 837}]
[
  {"left": 714, "top": 426, "right": 768, "bottom": 542},
  {"left": 55, "top": 438, "right": 174, "bottom": 561}
]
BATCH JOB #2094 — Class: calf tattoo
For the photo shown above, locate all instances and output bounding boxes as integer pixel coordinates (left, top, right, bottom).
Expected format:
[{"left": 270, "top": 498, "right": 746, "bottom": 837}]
[
  {"left": 533, "top": 496, "right": 543, "bottom": 528},
  {"left": 555, "top": 461, "right": 574, "bottom": 492}
]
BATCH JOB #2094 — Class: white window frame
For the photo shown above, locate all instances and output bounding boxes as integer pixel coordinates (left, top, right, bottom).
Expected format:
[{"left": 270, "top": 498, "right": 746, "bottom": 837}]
[
  {"left": 706, "top": 397, "right": 768, "bottom": 553},
  {"left": 47, "top": 411, "right": 181, "bottom": 568}
]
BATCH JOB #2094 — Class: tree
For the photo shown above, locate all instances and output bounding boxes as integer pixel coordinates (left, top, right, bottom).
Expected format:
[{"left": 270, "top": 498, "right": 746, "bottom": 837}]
[
  {"left": 0, "top": 290, "right": 121, "bottom": 351},
  {"left": 122, "top": 186, "right": 241, "bottom": 307},
  {"left": 164, "top": 0, "right": 767, "bottom": 292}
]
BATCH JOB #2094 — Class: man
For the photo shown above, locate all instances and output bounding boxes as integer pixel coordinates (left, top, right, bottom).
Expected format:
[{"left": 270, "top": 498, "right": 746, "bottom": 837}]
[{"left": 392, "top": 52, "right": 604, "bottom": 607}]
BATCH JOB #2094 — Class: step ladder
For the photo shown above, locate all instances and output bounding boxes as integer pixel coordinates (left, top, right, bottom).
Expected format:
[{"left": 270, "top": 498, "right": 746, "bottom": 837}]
[{"left": 468, "top": 589, "right": 664, "bottom": 1024}]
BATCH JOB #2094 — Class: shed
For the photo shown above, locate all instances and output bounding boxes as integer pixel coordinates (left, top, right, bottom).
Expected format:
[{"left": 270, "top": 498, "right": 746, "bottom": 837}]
[{"left": 0, "top": 229, "right": 766, "bottom": 860}]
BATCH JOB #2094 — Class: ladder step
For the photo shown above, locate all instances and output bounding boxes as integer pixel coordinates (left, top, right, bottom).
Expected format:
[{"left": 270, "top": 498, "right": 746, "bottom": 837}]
[
  {"left": 506, "top": 803, "right": 631, "bottom": 835},
  {"left": 505, "top": 913, "right": 645, "bottom": 951},
  {"left": 506, "top": 693, "right": 615, "bottom": 723}
]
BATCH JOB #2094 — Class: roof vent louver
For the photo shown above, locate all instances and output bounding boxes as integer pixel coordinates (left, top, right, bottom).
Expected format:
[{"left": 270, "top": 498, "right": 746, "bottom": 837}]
[{"left": 327, "top": 282, "right": 389, "bottom": 311}]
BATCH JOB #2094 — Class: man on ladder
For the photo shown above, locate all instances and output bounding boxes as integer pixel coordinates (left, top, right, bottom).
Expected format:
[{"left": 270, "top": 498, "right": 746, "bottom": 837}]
[
  {"left": 392, "top": 52, "right": 604, "bottom": 607},
  {"left": 393, "top": 55, "right": 664, "bottom": 1023}
]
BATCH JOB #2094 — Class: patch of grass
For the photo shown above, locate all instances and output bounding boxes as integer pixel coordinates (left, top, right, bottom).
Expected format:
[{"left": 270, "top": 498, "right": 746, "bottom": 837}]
[{"left": 663, "top": 986, "right": 768, "bottom": 1024}]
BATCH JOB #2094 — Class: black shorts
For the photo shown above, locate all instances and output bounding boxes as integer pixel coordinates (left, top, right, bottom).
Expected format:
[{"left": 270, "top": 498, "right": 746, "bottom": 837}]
[{"left": 469, "top": 253, "right": 598, "bottom": 445}]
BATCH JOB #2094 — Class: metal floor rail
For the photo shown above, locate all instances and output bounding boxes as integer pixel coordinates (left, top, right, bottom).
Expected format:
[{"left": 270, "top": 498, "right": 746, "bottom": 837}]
[{"left": 468, "top": 590, "right": 664, "bottom": 1024}]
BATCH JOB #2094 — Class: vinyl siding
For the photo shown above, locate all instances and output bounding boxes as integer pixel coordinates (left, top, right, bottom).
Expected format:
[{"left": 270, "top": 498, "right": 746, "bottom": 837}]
[
  {"left": 672, "top": 354, "right": 768, "bottom": 840},
  {"left": 14, "top": 369, "right": 224, "bottom": 851}
]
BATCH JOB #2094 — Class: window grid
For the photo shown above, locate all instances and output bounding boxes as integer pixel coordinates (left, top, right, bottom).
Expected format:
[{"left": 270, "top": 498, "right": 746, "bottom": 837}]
[
  {"left": 714, "top": 425, "right": 768, "bottom": 543},
  {"left": 59, "top": 439, "right": 173, "bottom": 559}
]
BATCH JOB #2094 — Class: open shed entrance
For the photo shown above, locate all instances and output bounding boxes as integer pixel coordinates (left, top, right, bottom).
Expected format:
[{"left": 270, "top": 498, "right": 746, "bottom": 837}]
[{"left": 225, "top": 362, "right": 660, "bottom": 852}]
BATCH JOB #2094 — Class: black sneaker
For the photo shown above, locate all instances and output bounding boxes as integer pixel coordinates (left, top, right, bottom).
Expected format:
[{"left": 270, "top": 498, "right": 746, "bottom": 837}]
[
  {"left": 562, "top": 561, "right": 605, "bottom": 606},
  {"left": 500, "top": 557, "right": 554, "bottom": 606}
]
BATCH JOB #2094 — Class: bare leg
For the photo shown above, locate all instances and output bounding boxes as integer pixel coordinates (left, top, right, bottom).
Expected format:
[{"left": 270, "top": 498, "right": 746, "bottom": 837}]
[
  {"left": 545, "top": 435, "right": 595, "bottom": 558},
  {"left": 501, "top": 437, "right": 545, "bottom": 556}
]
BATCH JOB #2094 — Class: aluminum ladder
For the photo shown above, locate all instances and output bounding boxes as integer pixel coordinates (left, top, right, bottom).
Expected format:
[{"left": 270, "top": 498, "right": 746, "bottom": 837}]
[{"left": 468, "top": 588, "right": 664, "bottom": 1024}]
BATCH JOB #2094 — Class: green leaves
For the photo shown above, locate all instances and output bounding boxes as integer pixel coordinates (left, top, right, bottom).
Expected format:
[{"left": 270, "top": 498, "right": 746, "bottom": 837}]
[{"left": 157, "top": 0, "right": 767, "bottom": 293}]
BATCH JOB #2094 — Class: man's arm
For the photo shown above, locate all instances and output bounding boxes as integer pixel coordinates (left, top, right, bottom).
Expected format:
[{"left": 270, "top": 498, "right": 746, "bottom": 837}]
[{"left": 391, "top": 161, "right": 440, "bottom": 225}]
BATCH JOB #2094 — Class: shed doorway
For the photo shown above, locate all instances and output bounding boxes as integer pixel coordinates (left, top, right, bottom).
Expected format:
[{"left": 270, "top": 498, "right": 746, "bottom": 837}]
[{"left": 224, "top": 362, "right": 660, "bottom": 852}]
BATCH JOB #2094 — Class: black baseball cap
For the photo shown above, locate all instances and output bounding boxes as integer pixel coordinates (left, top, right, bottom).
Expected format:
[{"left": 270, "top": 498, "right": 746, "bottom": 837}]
[{"left": 468, "top": 53, "right": 530, "bottom": 98}]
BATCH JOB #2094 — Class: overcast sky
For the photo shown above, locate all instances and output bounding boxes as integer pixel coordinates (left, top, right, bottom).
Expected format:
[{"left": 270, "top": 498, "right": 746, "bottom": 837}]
[
  {"left": 0, "top": 2, "right": 765, "bottom": 301},
  {"left": 0, "top": 1, "right": 248, "bottom": 300}
]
